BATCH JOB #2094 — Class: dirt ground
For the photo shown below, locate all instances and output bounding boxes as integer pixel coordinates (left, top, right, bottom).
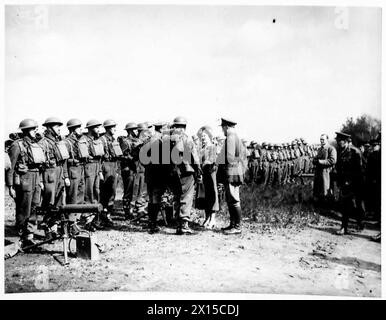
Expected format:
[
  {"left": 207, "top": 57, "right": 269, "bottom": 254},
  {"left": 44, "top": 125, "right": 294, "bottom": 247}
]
[{"left": 4, "top": 189, "right": 381, "bottom": 297}]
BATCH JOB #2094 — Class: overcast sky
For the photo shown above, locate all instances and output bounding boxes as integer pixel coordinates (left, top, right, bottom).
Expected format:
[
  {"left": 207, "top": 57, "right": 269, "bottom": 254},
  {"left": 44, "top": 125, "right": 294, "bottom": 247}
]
[{"left": 4, "top": 5, "right": 381, "bottom": 143}]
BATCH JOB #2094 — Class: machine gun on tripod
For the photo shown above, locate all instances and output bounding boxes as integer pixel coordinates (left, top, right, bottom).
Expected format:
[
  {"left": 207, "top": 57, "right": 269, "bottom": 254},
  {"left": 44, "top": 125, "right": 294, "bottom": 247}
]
[{"left": 21, "top": 203, "right": 103, "bottom": 265}]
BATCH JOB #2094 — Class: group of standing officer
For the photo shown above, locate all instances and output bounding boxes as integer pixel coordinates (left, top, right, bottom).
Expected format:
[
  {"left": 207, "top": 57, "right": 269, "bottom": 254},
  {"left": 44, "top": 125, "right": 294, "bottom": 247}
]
[
  {"left": 5, "top": 116, "right": 246, "bottom": 247},
  {"left": 245, "top": 139, "right": 317, "bottom": 187},
  {"left": 312, "top": 132, "right": 381, "bottom": 239}
]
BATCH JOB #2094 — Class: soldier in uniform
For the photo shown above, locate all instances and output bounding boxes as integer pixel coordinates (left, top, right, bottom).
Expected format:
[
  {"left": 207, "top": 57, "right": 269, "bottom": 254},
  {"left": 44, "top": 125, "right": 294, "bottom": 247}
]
[
  {"left": 7, "top": 119, "right": 46, "bottom": 247},
  {"left": 40, "top": 118, "right": 69, "bottom": 206},
  {"left": 64, "top": 118, "right": 85, "bottom": 205},
  {"left": 366, "top": 135, "right": 381, "bottom": 241},
  {"left": 40, "top": 117, "right": 70, "bottom": 236},
  {"left": 335, "top": 132, "right": 365, "bottom": 235},
  {"left": 80, "top": 120, "right": 104, "bottom": 205},
  {"left": 99, "top": 119, "right": 123, "bottom": 227},
  {"left": 259, "top": 142, "right": 270, "bottom": 187},
  {"left": 268, "top": 144, "right": 279, "bottom": 186},
  {"left": 168, "top": 116, "right": 202, "bottom": 234},
  {"left": 217, "top": 118, "right": 244, "bottom": 234},
  {"left": 141, "top": 122, "right": 168, "bottom": 233},
  {"left": 118, "top": 122, "right": 139, "bottom": 218},
  {"left": 313, "top": 134, "right": 337, "bottom": 205}
]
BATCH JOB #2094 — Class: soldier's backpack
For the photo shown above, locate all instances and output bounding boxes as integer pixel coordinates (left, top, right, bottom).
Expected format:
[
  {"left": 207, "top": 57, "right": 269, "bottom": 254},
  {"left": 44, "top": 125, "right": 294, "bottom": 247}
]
[
  {"left": 17, "top": 140, "right": 46, "bottom": 164},
  {"left": 90, "top": 139, "right": 105, "bottom": 157},
  {"left": 56, "top": 140, "right": 70, "bottom": 161}
]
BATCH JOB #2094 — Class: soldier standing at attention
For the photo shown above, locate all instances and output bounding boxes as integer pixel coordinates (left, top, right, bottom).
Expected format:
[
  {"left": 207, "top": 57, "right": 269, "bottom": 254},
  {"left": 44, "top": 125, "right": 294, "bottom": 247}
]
[
  {"left": 7, "top": 119, "right": 46, "bottom": 247},
  {"left": 218, "top": 118, "right": 244, "bottom": 235},
  {"left": 40, "top": 117, "right": 70, "bottom": 207},
  {"left": 335, "top": 132, "right": 365, "bottom": 235},
  {"left": 64, "top": 118, "right": 85, "bottom": 205},
  {"left": 80, "top": 120, "right": 105, "bottom": 205},
  {"left": 99, "top": 119, "right": 123, "bottom": 227},
  {"left": 40, "top": 117, "right": 70, "bottom": 237},
  {"left": 169, "top": 116, "right": 202, "bottom": 235},
  {"left": 119, "top": 122, "right": 139, "bottom": 218}
]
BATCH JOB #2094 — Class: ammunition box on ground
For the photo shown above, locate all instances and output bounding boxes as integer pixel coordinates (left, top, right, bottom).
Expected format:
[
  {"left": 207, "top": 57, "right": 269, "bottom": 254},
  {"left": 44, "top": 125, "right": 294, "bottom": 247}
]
[{"left": 76, "top": 234, "right": 99, "bottom": 261}]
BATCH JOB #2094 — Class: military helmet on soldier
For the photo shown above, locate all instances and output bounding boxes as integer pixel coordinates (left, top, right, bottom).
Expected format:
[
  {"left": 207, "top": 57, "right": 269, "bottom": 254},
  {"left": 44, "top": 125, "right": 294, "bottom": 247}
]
[
  {"left": 172, "top": 116, "right": 187, "bottom": 126},
  {"left": 43, "top": 117, "right": 63, "bottom": 127},
  {"left": 67, "top": 118, "right": 82, "bottom": 129},
  {"left": 19, "top": 119, "right": 38, "bottom": 131},
  {"left": 137, "top": 123, "right": 148, "bottom": 131},
  {"left": 85, "top": 119, "right": 102, "bottom": 129},
  {"left": 103, "top": 119, "right": 117, "bottom": 128},
  {"left": 125, "top": 122, "right": 138, "bottom": 131}
]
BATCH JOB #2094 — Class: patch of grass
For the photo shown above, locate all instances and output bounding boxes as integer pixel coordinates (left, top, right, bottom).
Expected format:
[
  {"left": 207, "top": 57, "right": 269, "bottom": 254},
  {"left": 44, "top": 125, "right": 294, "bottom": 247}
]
[{"left": 236, "top": 179, "right": 320, "bottom": 229}]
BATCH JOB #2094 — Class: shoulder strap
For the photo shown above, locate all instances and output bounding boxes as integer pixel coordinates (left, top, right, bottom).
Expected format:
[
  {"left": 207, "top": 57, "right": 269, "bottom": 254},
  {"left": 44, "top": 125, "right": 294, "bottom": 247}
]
[{"left": 17, "top": 140, "right": 27, "bottom": 163}]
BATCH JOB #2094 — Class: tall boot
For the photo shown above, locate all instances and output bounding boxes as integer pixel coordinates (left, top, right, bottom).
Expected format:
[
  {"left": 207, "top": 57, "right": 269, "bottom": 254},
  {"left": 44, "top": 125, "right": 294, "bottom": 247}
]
[
  {"left": 148, "top": 203, "right": 160, "bottom": 233},
  {"left": 222, "top": 207, "right": 234, "bottom": 231},
  {"left": 224, "top": 206, "right": 242, "bottom": 235}
]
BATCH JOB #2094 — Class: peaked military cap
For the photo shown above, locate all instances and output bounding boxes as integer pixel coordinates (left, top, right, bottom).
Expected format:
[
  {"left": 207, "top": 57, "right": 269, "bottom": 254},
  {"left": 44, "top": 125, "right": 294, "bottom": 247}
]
[
  {"left": 220, "top": 118, "right": 237, "bottom": 126},
  {"left": 335, "top": 132, "right": 351, "bottom": 140}
]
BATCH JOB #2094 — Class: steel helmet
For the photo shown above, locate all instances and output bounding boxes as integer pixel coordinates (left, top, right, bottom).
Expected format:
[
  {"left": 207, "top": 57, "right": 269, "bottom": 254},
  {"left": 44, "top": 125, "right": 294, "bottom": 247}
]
[
  {"left": 124, "top": 122, "right": 138, "bottom": 131},
  {"left": 268, "top": 143, "right": 273, "bottom": 148},
  {"left": 19, "top": 119, "right": 38, "bottom": 131},
  {"left": 43, "top": 117, "right": 63, "bottom": 127},
  {"left": 103, "top": 119, "right": 117, "bottom": 128},
  {"left": 85, "top": 119, "right": 102, "bottom": 129},
  {"left": 137, "top": 123, "right": 148, "bottom": 131},
  {"left": 172, "top": 116, "right": 187, "bottom": 126},
  {"left": 66, "top": 118, "right": 82, "bottom": 129}
]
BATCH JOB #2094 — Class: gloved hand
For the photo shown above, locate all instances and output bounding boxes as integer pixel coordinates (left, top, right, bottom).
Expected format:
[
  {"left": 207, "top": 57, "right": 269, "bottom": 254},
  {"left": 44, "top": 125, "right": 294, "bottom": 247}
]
[
  {"left": 99, "top": 172, "right": 104, "bottom": 181},
  {"left": 64, "top": 178, "right": 71, "bottom": 187},
  {"left": 39, "top": 182, "right": 44, "bottom": 190}
]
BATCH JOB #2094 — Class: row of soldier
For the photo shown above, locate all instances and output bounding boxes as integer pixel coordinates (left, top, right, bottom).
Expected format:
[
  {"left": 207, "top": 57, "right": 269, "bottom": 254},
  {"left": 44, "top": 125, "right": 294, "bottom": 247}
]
[
  {"left": 244, "top": 139, "right": 317, "bottom": 187},
  {"left": 5, "top": 116, "right": 245, "bottom": 248}
]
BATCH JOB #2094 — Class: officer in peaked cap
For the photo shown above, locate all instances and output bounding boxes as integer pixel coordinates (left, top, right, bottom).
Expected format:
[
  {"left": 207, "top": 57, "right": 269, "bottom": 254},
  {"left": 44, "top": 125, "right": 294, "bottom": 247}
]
[
  {"left": 219, "top": 116, "right": 243, "bottom": 234},
  {"left": 335, "top": 132, "right": 351, "bottom": 141},
  {"left": 335, "top": 131, "right": 365, "bottom": 235},
  {"left": 220, "top": 117, "right": 237, "bottom": 127}
]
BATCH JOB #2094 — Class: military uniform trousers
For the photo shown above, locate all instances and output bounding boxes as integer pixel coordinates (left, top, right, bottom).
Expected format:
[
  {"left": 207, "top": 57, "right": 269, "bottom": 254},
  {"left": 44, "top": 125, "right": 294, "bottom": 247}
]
[
  {"left": 100, "top": 161, "right": 119, "bottom": 210},
  {"left": 339, "top": 181, "right": 365, "bottom": 231},
  {"left": 133, "top": 170, "right": 147, "bottom": 209},
  {"left": 262, "top": 162, "right": 270, "bottom": 186},
  {"left": 42, "top": 166, "right": 65, "bottom": 208},
  {"left": 84, "top": 161, "right": 101, "bottom": 204},
  {"left": 170, "top": 172, "right": 195, "bottom": 222},
  {"left": 121, "top": 167, "right": 135, "bottom": 211},
  {"left": 15, "top": 170, "right": 41, "bottom": 237},
  {"left": 66, "top": 164, "right": 85, "bottom": 204}
]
